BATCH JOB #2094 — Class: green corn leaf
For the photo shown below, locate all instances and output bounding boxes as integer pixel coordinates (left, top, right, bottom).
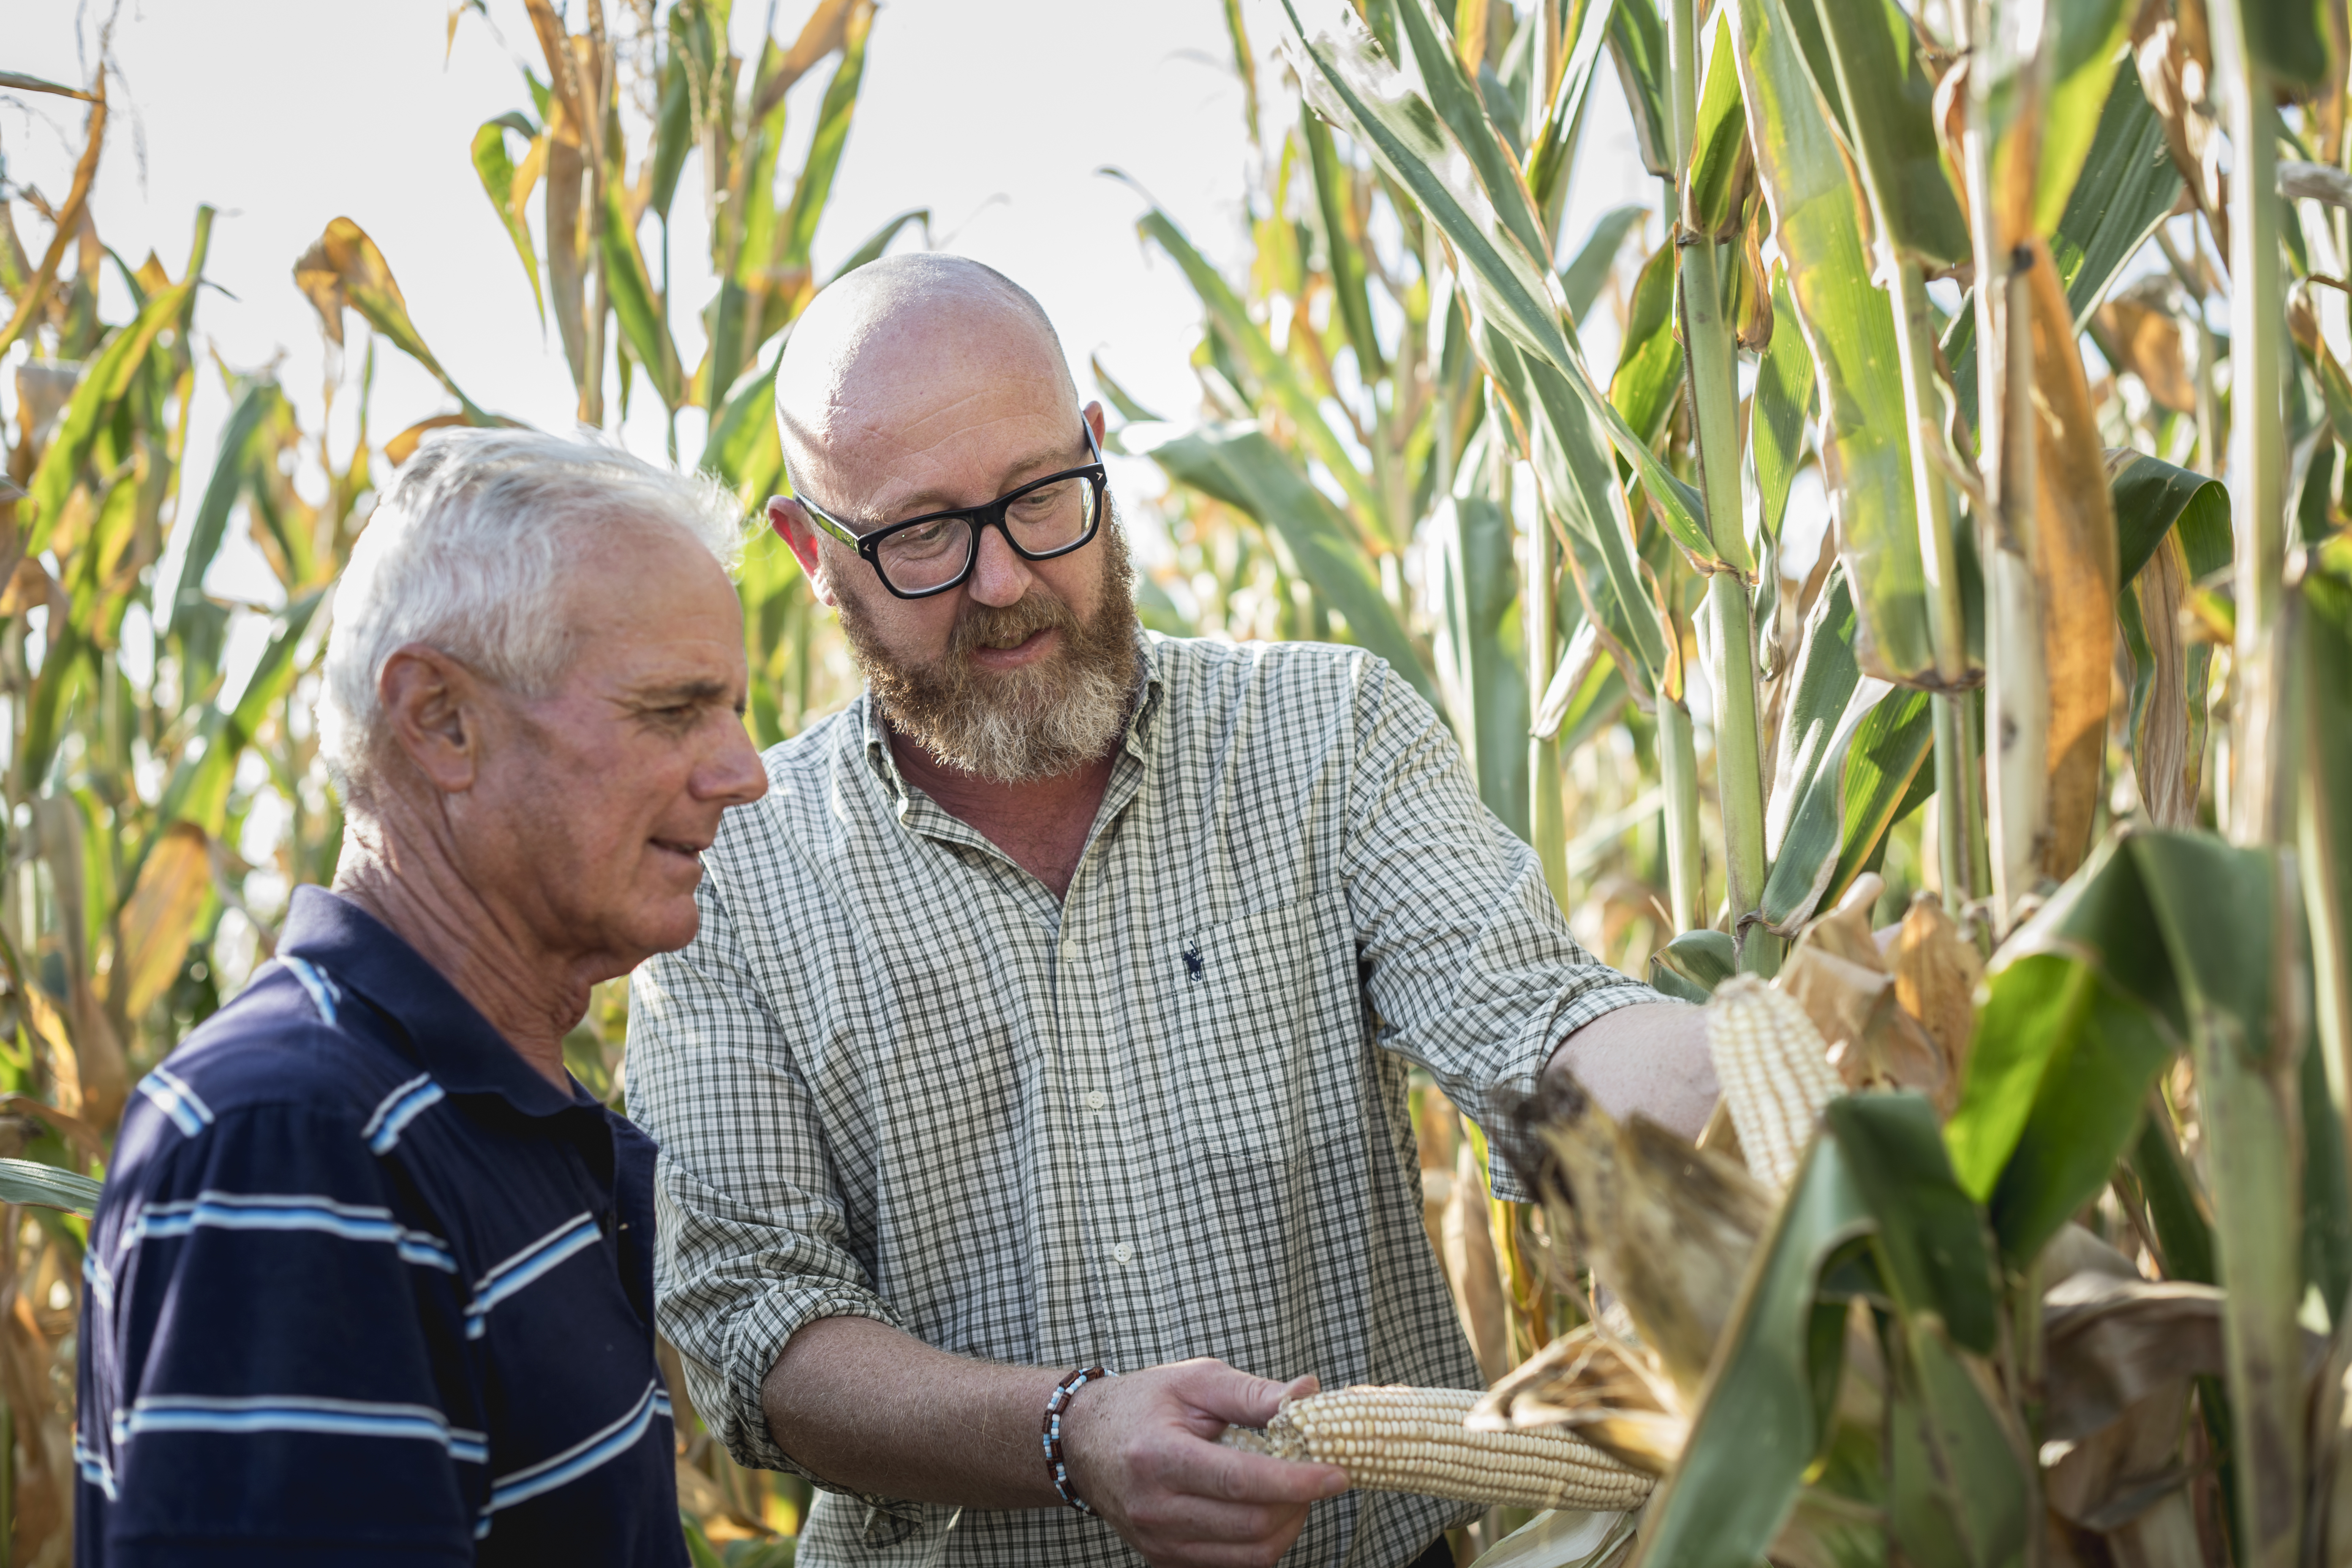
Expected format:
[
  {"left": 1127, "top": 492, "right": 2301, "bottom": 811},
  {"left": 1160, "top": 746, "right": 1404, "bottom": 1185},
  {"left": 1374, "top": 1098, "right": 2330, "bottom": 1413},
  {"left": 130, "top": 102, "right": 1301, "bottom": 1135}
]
[
  {"left": 25, "top": 278, "right": 197, "bottom": 559},
  {"left": 162, "top": 380, "right": 277, "bottom": 639},
  {"left": 1090, "top": 357, "right": 1163, "bottom": 425},
  {"left": 2131, "top": 1108, "right": 2216, "bottom": 1284},
  {"left": 1607, "top": 0, "right": 1674, "bottom": 179},
  {"left": 0, "top": 1157, "right": 101, "bottom": 1216},
  {"left": 1650, "top": 928, "right": 1738, "bottom": 1002},
  {"left": 827, "top": 209, "right": 931, "bottom": 285},
  {"left": 729, "top": 40, "right": 793, "bottom": 294},
  {"left": 1944, "top": 835, "right": 2202, "bottom": 1269},
  {"left": 1764, "top": 569, "right": 1862, "bottom": 862},
  {"left": 1432, "top": 476, "right": 1530, "bottom": 835},
  {"left": 1945, "top": 66, "right": 2180, "bottom": 426},
  {"left": 1609, "top": 237, "right": 1683, "bottom": 445},
  {"left": 2247, "top": 0, "right": 2330, "bottom": 87},
  {"left": 2109, "top": 451, "right": 2230, "bottom": 827},
  {"left": 1391, "top": 0, "right": 1551, "bottom": 264},
  {"left": 648, "top": 54, "right": 692, "bottom": 220},
  {"left": 1302, "top": 106, "right": 1385, "bottom": 382},
  {"left": 1812, "top": 0, "right": 1969, "bottom": 267},
  {"left": 700, "top": 341, "right": 788, "bottom": 505},
  {"left": 1760, "top": 672, "right": 1932, "bottom": 933},
  {"left": 1818, "top": 686, "right": 1933, "bottom": 904},
  {"left": 1558, "top": 203, "right": 1648, "bottom": 325},
  {"left": 1130, "top": 199, "right": 1390, "bottom": 544},
  {"left": 1728, "top": 0, "right": 1933, "bottom": 683},
  {"left": 155, "top": 589, "right": 328, "bottom": 836},
  {"left": 1826, "top": 1094, "right": 1998, "bottom": 1354},
  {"left": 1282, "top": 0, "right": 1719, "bottom": 563},
  {"left": 1477, "top": 324, "right": 1673, "bottom": 684},
  {"left": 2110, "top": 449, "right": 2231, "bottom": 587},
  {"left": 1526, "top": 0, "right": 1623, "bottom": 227},
  {"left": 601, "top": 182, "right": 683, "bottom": 411},
  {"left": 1124, "top": 421, "right": 1437, "bottom": 714},
  {"left": 2300, "top": 548, "right": 2352, "bottom": 1321},
  {"left": 1628, "top": 1136, "right": 1874, "bottom": 1568},
  {"left": 471, "top": 115, "right": 544, "bottom": 327},
  {"left": 2030, "top": 0, "right": 2135, "bottom": 237},
  {"left": 1974, "top": 950, "right": 2175, "bottom": 1265},
  {"left": 1684, "top": 14, "right": 1750, "bottom": 240},
  {"left": 1747, "top": 263, "right": 1815, "bottom": 551},
  {"left": 2300, "top": 995, "right": 2352, "bottom": 1330},
  {"left": 2132, "top": 831, "right": 2308, "bottom": 1566},
  {"left": 1886, "top": 1317, "right": 2032, "bottom": 1568},
  {"left": 776, "top": 0, "right": 874, "bottom": 277}
]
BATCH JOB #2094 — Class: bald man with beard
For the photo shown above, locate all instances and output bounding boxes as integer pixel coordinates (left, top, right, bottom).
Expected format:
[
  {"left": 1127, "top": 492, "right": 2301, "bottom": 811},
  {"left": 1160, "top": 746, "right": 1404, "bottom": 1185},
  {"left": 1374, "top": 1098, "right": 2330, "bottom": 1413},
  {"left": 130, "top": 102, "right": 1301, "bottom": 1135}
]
[{"left": 625, "top": 255, "right": 1716, "bottom": 1568}]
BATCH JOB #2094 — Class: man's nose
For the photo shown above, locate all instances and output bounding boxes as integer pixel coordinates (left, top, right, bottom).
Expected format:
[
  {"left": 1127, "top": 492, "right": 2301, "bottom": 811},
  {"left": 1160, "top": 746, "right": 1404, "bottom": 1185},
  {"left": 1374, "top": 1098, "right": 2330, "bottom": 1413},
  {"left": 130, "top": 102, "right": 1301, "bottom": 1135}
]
[
  {"left": 698, "top": 712, "right": 770, "bottom": 806},
  {"left": 964, "top": 521, "right": 1037, "bottom": 607}
]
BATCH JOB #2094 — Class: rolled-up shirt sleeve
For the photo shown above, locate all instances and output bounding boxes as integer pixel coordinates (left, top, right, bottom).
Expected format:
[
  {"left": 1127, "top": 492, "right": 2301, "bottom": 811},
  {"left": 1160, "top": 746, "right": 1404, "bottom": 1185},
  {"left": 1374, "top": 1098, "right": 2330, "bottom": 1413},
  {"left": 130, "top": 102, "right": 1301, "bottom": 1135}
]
[
  {"left": 1339, "top": 656, "right": 1662, "bottom": 1200},
  {"left": 626, "top": 875, "right": 903, "bottom": 1484}
]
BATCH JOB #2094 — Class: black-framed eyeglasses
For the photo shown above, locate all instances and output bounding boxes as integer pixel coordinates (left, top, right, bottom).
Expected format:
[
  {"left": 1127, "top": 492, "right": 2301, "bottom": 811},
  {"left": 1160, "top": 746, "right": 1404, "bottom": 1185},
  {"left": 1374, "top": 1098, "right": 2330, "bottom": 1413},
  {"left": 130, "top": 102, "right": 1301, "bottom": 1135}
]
[{"left": 797, "top": 423, "right": 1108, "bottom": 600}]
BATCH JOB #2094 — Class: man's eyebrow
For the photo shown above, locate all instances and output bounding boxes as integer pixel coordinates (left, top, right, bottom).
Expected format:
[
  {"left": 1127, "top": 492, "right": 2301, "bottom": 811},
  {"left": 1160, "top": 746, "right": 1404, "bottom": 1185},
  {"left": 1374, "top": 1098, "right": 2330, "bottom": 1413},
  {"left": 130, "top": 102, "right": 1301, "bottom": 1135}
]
[
  {"left": 630, "top": 677, "right": 734, "bottom": 705},
  {"left": 874, "top": 440, "right": 1086, "bottom": 520}
]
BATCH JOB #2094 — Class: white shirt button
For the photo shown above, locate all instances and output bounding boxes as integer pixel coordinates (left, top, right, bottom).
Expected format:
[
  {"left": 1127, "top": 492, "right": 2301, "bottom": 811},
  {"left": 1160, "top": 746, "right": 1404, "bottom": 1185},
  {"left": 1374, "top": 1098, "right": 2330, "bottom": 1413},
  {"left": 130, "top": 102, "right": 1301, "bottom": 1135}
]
[
  {"left": 1112, "top": 1242, "right": 1134, "bottom": 1264},
  {"left": 1085, "top": 1089, "right": 1108, "bottom": 1111}
]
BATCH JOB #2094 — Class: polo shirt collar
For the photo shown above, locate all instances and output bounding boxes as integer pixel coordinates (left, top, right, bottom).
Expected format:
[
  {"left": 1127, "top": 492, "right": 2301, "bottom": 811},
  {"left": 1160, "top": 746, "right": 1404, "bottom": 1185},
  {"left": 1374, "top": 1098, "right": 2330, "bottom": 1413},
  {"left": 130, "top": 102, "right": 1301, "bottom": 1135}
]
[{"left": 278, "top": 884, "right": 589, "bottom": 1119}]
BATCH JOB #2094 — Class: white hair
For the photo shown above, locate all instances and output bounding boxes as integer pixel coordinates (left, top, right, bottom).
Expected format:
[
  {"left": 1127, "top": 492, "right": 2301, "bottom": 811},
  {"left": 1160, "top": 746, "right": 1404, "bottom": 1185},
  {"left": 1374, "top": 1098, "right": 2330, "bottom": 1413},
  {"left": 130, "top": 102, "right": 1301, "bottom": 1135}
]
[{"left": 317, "top": 427, "right": 743, "bottom": 803}]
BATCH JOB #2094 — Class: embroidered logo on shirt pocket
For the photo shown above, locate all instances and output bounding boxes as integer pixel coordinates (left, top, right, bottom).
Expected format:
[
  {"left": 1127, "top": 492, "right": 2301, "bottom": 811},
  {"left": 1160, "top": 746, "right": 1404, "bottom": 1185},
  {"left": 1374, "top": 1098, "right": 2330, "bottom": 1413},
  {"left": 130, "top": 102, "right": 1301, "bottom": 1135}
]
[{"left": 1168, "top": 895, "right": 1348, "bottom": 1168}]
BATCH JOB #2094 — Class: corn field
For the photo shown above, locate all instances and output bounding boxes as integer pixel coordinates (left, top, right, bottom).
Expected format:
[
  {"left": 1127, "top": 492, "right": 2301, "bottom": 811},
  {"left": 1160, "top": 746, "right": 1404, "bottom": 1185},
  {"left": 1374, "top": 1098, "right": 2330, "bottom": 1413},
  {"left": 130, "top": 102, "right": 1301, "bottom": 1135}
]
[{"left": 3, "top": 0, "right": 2350, "bottom": 1563}]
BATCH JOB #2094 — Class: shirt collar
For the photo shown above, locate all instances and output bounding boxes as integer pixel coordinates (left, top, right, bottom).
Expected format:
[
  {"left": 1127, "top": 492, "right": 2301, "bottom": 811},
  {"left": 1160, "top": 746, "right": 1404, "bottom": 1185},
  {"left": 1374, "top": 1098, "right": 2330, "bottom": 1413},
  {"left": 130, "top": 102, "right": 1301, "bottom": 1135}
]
[
  {"left": 856, "top": 630, "right": 1166, "bottom": 801},
  {"left": 278, "top": 885, "right": 593, "bottom": 1119}
]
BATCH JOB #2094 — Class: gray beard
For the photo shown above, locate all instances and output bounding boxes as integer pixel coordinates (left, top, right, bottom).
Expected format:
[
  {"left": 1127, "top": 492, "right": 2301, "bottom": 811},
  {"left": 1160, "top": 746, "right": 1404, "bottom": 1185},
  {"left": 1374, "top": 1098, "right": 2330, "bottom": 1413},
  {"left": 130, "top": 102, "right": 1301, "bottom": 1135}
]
[{"left": 834, "top": 508, "right": 1141, "bottom": 785}]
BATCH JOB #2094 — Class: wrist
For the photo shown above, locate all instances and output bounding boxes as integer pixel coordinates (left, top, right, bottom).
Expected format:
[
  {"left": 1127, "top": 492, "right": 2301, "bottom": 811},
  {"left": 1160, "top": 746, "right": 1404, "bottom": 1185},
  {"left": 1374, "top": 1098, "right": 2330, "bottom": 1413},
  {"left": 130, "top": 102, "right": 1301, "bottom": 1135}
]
[{"left": 1041, "top": 1366, "right": 1117, "bottom": 1514}]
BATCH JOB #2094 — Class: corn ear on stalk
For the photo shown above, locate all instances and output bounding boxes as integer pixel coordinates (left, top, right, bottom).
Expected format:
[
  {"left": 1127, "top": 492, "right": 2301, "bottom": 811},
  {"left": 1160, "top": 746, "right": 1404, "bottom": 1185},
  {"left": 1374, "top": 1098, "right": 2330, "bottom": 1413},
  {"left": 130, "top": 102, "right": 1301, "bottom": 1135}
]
[
  {"left": 1706, "top": 974, "right": 1843, "bottom": 1191},
  {"left": 1220, "top": 1385, "right": 1653, "bottom": 1512}
]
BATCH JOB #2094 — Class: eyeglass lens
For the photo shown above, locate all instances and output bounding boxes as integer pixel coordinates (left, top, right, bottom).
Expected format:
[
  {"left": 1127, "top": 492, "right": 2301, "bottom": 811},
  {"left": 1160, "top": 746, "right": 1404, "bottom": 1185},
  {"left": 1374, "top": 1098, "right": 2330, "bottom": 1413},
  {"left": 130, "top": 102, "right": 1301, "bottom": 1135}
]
[{"left": 873, "top": 474, "right": 1100, "bottom": 593}]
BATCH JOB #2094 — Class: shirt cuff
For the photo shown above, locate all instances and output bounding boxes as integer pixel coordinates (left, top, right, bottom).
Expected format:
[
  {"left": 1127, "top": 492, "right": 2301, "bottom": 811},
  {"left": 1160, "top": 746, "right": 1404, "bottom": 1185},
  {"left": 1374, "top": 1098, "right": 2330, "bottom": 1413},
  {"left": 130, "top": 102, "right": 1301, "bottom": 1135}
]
[
  {"left": 700, "top": 1280, "right": 911, "bottom": 1512},
  {"left": 1484, "top": 978, "right": 1668, "bottom": 1204}
]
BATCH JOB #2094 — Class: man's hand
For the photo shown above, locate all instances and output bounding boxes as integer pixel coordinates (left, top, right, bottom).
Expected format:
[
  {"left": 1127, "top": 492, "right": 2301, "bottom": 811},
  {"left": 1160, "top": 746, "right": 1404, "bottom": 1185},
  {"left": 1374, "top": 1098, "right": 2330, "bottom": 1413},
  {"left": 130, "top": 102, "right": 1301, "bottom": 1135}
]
[{"left": 1061, "top": 1359, "right": 1349, "bottom": 1568}]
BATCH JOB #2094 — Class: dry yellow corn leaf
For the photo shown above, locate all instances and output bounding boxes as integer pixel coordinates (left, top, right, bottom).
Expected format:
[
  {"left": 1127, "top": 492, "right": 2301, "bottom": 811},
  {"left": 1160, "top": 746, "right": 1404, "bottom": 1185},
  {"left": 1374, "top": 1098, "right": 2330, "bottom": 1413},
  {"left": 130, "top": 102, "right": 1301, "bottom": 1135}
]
[
  {"left": 1529, "top": 1076, "right": 1774, "bottom": 1400},
  {"left": 2027, "top": 234, "right": 2120, "bottom": 884},
  {"left": 110, "top": 823, "right": 214, "bottom": 1023}
]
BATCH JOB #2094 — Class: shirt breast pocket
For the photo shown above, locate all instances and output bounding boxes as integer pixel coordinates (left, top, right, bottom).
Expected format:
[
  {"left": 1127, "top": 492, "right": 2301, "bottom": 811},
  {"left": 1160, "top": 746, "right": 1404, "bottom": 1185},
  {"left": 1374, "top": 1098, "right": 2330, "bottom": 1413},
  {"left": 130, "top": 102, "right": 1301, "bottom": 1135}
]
[{"left": 1168, "top": 893, "right": 1352, "bottom": 1171}]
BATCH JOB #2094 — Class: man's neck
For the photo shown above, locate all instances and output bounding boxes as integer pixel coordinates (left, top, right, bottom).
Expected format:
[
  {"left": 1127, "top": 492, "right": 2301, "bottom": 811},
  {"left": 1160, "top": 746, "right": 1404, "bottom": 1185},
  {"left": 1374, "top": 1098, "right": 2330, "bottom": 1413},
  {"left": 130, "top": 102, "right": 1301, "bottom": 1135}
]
[
  {"left": 885, "top": 725, "right": 1115, "bottom": 902},
  {"left": 331, "top": 821, "right": 592, "bottom": 1091}
]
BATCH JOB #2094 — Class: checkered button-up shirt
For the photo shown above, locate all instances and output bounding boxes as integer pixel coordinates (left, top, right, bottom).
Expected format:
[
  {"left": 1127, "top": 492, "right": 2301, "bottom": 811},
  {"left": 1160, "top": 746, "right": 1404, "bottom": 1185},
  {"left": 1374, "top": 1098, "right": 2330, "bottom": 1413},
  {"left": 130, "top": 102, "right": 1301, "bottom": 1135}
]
[{"left": 626, "top": 634, "right": 1658, "bottom": 1567}]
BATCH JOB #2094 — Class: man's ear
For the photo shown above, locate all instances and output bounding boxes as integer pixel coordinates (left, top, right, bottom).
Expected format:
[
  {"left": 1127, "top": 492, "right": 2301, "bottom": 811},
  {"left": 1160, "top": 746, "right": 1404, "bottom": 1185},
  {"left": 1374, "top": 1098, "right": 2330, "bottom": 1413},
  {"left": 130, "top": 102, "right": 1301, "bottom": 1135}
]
[
  {"left": 376, "top": 644, "right": 487, "bottom": 795},
  {"left": 1083, "top": 399, "right": 1106, "bottom": 449},
  {"left": 767, "top": 496, "right": 837, "bottom": 607}
]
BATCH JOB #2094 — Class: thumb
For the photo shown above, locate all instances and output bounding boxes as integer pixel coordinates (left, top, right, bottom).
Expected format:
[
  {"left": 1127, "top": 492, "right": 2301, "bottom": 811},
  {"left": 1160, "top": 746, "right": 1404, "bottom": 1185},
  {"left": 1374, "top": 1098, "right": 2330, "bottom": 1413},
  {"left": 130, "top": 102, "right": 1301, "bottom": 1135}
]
[{"left": 1197, "top": 1366, "right": 1320, "bottom": 1429}]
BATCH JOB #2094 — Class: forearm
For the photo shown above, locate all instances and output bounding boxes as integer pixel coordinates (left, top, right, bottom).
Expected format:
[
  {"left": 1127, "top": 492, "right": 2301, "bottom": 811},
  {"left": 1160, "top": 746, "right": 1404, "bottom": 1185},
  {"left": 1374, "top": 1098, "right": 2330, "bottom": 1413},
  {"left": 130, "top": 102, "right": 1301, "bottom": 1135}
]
[
  {"left": 760, "top": 1316, "right": 1066, "bottom": 1508},
  {"left": 1545, "top": 1000, "right": 1717, "bottom": 1141}
]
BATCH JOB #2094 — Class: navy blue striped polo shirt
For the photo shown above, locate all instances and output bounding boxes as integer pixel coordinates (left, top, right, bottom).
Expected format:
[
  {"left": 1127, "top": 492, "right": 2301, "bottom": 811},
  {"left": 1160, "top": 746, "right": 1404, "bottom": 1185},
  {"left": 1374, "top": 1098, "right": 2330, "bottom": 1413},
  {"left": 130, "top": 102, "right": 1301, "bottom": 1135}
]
[{"left": 76, "top": 885, "right": 689, "bottom": 1565}]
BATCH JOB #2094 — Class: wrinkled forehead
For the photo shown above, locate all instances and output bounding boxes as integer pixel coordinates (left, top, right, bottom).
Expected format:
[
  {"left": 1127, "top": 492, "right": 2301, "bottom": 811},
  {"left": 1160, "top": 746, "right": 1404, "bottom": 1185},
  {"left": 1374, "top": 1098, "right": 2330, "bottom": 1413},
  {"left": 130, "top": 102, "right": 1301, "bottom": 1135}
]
[{"left": 773, "top": 272, "right": 1079, "bottom": 492}]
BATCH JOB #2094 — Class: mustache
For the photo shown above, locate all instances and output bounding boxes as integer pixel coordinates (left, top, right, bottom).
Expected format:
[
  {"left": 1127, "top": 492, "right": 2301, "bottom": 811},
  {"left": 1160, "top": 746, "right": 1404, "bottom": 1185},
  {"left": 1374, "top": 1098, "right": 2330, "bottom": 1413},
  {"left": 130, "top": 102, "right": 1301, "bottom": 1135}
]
[{"left": 947, "top": 588, "right": 1082, "bottom": 660}]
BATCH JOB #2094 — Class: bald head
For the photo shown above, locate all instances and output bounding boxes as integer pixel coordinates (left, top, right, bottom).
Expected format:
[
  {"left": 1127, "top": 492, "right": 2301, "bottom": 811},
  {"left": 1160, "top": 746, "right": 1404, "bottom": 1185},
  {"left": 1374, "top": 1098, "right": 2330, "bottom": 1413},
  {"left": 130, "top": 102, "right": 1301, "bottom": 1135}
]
[{"left": 773, "top": 255, "right": 1081, "bottom": 513}]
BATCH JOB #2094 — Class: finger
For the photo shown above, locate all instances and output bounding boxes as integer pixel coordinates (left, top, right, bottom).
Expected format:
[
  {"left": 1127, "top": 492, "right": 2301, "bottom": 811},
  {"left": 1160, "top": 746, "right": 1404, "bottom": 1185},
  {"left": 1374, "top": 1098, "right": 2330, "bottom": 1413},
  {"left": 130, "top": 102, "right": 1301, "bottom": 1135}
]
[
  {"left": 1170, "top": 1433, "right": 1350, "bottom": 1505},
  {"left": 1184, "top": 1363, "right": 1310, "bottom": 1429}
]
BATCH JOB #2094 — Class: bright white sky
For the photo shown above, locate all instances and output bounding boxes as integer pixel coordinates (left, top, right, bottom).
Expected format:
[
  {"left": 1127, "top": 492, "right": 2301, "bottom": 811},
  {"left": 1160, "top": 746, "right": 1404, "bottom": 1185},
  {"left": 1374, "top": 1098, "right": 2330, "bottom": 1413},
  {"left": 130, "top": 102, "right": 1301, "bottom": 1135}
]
[{"left": 0, "top": 0, "right": 1653, "bottom": 580}]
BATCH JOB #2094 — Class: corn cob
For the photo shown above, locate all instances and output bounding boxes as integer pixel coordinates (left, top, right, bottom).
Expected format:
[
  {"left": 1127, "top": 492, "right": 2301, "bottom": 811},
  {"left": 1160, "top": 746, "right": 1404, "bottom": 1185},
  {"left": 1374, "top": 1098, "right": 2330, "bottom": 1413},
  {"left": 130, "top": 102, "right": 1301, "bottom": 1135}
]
[
  {"left": 1220, "top": 1385, "right": 1653, "bottom": 1512},
  {"left": 1705, "top": 974, "right": 1843, "bottom": 1192}
]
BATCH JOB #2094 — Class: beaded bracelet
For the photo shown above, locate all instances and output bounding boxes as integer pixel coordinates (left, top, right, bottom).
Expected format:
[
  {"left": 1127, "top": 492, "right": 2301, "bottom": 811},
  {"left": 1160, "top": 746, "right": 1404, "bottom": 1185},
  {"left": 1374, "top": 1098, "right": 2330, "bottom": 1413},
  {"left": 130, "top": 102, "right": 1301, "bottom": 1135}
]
[{"left": 1041, "top": 1366, "right": 1115, "bottom": 1514}]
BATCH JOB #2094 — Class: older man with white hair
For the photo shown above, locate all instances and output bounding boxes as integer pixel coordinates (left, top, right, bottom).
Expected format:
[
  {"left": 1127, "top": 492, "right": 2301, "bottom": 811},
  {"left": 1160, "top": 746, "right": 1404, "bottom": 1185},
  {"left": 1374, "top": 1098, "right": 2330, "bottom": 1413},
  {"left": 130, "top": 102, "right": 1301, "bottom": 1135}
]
[
  {"left": 628, "top": 255, "right": 1716, "bottom": 1568},
  {"left": 74, "top": 430, "right": 768, "bottom": 1565}
]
